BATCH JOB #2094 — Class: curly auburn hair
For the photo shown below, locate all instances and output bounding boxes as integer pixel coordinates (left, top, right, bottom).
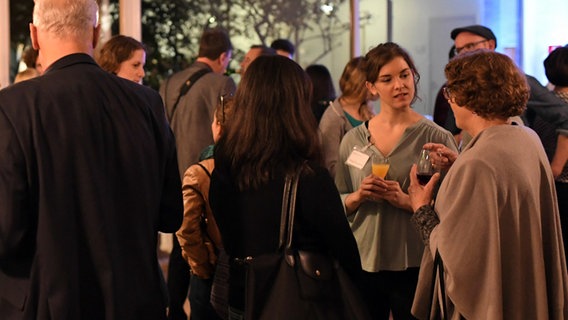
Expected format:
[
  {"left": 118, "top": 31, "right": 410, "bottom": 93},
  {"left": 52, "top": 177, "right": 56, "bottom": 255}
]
[{"left": 444, "top": 50, "right": 529, "bottom": 119}]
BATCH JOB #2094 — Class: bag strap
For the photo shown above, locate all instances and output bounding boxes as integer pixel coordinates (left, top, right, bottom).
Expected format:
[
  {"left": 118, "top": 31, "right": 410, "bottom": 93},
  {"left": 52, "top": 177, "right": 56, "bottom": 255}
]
[
  {"left": 277, "top": 167, "right": 302, "bottom": 251},
  {"left": 168, "top": 68, "right": 211, "bottom": 121},
  {"left": 195, "top": 162, "right": 212, "bottom": 179},
  {"left": 278, "top": 175, "right": 293, "bottom": 250},
  {"left": 429, "top": 249, "right": 448, "bottom": 319},
  {"left": 285, "top": 170, "right": 300, "bottom": 250},
  {"left": 436, "top": 250, "right": 448, "bottom": 318}
]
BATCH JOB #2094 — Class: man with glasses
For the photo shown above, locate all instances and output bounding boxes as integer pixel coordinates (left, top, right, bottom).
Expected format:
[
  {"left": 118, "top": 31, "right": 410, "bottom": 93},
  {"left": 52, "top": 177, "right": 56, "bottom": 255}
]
[
  {"left": 439, "top": 24, "right": 568, "bottom": 155},
  {"left": 451, "top": 25, "right": 496, "bottom": 55}
]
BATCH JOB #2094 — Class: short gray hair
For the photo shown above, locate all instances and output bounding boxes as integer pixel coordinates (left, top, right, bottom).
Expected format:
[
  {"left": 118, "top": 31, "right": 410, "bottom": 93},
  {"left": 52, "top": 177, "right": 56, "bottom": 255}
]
[{"left": 33, "top": 0, "right": 98, "bottom": 39}]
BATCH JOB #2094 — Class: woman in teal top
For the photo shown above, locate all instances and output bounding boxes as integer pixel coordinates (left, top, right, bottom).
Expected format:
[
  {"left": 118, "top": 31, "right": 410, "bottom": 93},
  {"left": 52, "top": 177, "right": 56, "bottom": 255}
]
[
  {"left": 319, "top": 56, "right": 376, "bottom": 177},
  {"left": 335, "top": 42, "right": 457, "bottom": 320}
]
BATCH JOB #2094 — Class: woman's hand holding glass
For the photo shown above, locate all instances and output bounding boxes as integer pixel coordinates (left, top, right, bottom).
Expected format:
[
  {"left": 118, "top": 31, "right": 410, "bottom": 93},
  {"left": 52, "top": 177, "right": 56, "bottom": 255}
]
[
  {"left": 422, "top": 142, "right": 458, "bottom": 171},
  {"left": 367, "top": 155, "right": 411, "bottom": 210},
  {"left": 408, "top": 164, "right": 441, "bottom": 212},
  {"left": 344, "top": 172, "right": 390, "bottom": 215},
  {"left": 363, "top": 154, "right": 390, "bottom": 202},
  {"left": 381, "top": 179, "right": 413, "bottom": 211},
  {"left": 359, "top": 174, "right": 390, "bottom": 203}
]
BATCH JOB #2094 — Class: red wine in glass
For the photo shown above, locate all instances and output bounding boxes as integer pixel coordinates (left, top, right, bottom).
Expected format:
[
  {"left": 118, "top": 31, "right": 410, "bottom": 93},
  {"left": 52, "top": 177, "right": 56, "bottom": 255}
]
[
  {"left": 416, "top": 149, "right": 434, "bottom": 185},
  {"left": 417, "top": 173, "right": 433, "bottom": 185}
]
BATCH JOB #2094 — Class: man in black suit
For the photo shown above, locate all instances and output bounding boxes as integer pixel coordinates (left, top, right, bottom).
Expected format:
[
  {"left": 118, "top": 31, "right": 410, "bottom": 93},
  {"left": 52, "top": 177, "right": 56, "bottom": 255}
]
[{"left": 0, "top": 0, "right": 182, "bottom": 319}]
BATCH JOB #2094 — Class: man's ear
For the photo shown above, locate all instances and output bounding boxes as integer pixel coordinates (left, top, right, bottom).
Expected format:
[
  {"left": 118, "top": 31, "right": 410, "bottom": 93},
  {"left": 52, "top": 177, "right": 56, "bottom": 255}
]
[
  {"left": 488, "top": 39, "right": 497, "bottom": 50},
  {"left": 219, "top": 52, "right": 229, "bottom": 65},
  {"left": 92, "top": 24, "right": 102, "bottom": 49},
  {"left": 30, "top": 23, "right": 40, "bottom": 50}
]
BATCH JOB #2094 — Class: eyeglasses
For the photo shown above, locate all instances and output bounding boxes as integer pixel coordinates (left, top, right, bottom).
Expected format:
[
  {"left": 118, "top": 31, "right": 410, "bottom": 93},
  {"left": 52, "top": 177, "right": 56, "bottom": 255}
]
[
  {"left": 442, "top": 86, "right": 452, "bottom": 101},
  {"left": 454, "top": 39, "right": 488, "bottom": 55}
]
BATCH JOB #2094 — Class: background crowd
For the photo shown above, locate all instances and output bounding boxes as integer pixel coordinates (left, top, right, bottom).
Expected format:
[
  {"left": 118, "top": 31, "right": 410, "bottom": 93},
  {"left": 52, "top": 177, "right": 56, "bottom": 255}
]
[{"left": 1, "top": 0, "right": 568, "bottom": 319}]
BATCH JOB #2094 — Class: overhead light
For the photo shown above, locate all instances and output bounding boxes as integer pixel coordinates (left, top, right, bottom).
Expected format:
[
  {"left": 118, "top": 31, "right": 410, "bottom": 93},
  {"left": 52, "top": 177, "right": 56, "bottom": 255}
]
[{"left": 320, "top": 3, "right": 334, "bottom": 16}]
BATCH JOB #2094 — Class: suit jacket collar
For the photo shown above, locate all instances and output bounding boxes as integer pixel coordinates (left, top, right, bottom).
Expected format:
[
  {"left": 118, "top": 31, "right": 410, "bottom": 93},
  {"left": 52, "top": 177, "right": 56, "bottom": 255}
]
[{"left": 44, "top": 53, "right": 98, "bottom": 75}]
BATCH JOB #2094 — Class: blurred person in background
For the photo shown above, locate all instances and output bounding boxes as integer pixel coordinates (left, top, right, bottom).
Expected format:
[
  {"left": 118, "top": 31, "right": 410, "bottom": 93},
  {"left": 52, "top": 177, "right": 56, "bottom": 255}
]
[
  {"left": 306, "top": 64, "right": 336, "bottom": 124},
  {"left": 239, "top": 45, "right": 276, "bottom": 75},
  {"left": 533, "top": 46, "right": 568, "bottom": 261},
  {"left": 319, "top": 57, "right": 375, "bottom": 178},
  {"left": 270, "top": 38, "right": 295, "bottom": 59},
  {"left": 160, "top": 27, "right": 236, "bottom": 320},
  {"left": 96, "top": 34, "right": 146, "bottom": 84}
]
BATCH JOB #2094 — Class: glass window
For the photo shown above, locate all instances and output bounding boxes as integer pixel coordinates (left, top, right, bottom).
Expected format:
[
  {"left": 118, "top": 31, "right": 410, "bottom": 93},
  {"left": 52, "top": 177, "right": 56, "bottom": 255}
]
[{"left": 9, "top": 0, "right": 35, "bottom": 83}]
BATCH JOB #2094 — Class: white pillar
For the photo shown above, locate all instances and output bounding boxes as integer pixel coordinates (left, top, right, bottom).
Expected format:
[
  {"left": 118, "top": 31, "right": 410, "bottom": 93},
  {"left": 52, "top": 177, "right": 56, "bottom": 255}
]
[
  {"left": 119, "top": 0, "right": 142, "bottom": 41},
  {"left": 99, "top": 0, "right": 113, "bottom": 43},
  {"left": 350, "top": 0, "right": 361, "bottom": 58},
  {"left": 0, "top": 0, "right": 10, "bottom": 88}
]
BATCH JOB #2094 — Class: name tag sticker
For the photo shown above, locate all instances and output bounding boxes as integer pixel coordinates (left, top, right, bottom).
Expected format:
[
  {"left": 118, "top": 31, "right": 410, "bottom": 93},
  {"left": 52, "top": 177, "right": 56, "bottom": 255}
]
[{"left": 345, "top": 148, "right": 370, "bottom": 170}]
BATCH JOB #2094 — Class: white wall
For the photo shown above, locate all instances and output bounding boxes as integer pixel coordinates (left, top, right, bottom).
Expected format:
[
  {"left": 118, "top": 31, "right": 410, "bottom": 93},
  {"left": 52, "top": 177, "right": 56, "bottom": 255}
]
[
  {"left": 523, "top": 0, "right": 568, "bottom": 85},
  {"left": 298, "top": 0, "right": 482, "bottom": 116}
]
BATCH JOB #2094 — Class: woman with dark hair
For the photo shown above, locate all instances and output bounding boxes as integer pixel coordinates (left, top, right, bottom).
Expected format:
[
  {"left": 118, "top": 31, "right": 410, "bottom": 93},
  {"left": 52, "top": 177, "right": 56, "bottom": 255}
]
[
  {"left": 210, "top": 55, "right": 363, "bottom": 318},
  {"left": 306, "top": 64, "right": 336, "bottom": 123},
  {"left": 96, "top": 35, "right": 146, "bottom": 84},
  {"left": 408, "top": 50, "right": 568, "bottom": 319},
  {"left": 533, "top": 46, "right": 568, "bottom": 260},
  {"left": 335, "top": 42, "right": 456, "bottom": 319}
]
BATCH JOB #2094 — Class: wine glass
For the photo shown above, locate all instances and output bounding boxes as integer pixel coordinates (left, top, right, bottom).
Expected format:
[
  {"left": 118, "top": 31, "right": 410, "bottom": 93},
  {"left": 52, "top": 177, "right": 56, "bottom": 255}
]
[
  {"left": 372, "top": 154, "right": 390, "bottom": 179},
  {"left": 416, "top": 149, "right": 434, "bottom": 185}
]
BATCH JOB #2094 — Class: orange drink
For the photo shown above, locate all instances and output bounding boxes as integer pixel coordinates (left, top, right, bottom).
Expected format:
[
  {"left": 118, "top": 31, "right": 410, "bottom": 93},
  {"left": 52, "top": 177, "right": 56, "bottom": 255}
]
[
  {"left": 372, "top": 163, "right": 390, "bottom": 178},
  {"left": 372, "top": 155, "right": 389, "bottom": 178}
]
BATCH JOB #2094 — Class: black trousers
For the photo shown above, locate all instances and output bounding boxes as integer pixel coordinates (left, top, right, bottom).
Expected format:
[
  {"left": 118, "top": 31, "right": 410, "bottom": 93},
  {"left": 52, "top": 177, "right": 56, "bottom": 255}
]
[
  {"left": 167, "top": 236, "right": 191, "bottom": 320},
  {"left": 360, "top": 268, "right": 419, "bottom": 320}
]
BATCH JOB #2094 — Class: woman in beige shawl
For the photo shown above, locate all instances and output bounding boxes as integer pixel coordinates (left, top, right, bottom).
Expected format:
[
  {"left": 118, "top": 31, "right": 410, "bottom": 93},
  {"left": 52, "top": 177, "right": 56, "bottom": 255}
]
[{"left": 407, "top": 50, "right": 568, "bottom": 319}]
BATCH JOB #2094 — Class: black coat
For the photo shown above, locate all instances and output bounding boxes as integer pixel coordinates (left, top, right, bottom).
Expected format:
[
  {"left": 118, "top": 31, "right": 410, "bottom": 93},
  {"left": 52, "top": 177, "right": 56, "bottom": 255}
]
[
  {"left": 0, "top": 54, "right": 183, "bottom": 319},
  {"left": 209, "top": 160, "right": 363, "bottom": 311}
]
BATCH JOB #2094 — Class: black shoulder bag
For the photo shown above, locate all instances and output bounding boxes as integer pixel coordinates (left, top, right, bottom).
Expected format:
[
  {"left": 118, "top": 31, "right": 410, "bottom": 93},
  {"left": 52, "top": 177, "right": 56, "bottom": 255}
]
[
  {"left": 167, "top": 68, "right": 211, "bottom": 121},
  {"left": 242, "top": 168, "right": 371, "bottom": 320}
]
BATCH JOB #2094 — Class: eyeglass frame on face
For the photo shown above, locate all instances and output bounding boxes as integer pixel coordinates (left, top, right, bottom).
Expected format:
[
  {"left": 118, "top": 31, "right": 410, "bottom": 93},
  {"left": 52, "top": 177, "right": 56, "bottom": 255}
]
[{"left": 454, "top": 39, "right": 488, "bottom": 55}]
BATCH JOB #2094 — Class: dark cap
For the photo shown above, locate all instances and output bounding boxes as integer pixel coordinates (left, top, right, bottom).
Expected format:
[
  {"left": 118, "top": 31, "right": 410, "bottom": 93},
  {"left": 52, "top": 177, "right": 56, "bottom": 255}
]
[{"left": 451, "top": 25, "right": 497, "bottom": 48}]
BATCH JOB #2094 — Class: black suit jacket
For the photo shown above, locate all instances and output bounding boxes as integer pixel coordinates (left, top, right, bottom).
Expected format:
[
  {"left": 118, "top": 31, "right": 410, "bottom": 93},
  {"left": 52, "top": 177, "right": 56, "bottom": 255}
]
[{"left": 0, "top": 54, "right": 183, "bottom": 319}]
